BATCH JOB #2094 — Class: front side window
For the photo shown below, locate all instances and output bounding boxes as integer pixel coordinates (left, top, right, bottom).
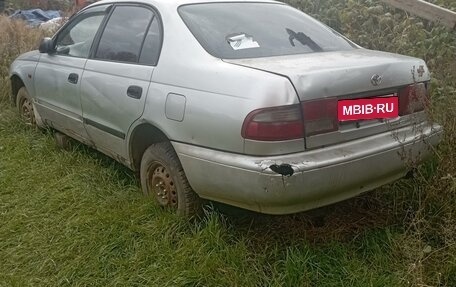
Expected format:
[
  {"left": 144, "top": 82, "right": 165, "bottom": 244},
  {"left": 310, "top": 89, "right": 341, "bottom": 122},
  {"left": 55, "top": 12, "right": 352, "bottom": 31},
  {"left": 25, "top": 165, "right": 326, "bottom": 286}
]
[
  {"left": 179, "top": 3, "right": 357, "bottom": 59},
  {"left": 54, "top": 5, "right": 109, "bottom": 58},
  {"left": 95, "top": 6, "right": 154, "bottom": 63}
]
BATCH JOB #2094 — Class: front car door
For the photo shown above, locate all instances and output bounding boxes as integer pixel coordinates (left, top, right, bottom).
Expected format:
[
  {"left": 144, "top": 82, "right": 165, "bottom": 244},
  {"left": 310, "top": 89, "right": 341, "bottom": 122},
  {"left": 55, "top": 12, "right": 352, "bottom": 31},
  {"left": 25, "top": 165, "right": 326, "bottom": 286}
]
[
  {"left": 80, "top": 4, "right": 161, "bottom": 160},
  {"left": 33, "top": 5, "right": 110, "bottom": 142}
]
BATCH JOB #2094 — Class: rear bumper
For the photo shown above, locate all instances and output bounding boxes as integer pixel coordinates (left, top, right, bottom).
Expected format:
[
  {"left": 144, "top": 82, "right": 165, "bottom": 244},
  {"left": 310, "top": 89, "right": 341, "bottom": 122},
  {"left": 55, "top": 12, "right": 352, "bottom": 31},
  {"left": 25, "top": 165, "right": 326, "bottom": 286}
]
[{"left": 173, "top": 122, "right": 443, "bottom": 214}]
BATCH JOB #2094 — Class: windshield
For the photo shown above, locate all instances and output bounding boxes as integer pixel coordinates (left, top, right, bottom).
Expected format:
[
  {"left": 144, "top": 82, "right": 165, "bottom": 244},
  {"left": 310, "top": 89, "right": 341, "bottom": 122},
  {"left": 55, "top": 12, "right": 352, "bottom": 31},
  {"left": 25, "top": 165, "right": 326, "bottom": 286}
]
[{"left": 178, "top": 3, "right": 357, "bottom": 59}]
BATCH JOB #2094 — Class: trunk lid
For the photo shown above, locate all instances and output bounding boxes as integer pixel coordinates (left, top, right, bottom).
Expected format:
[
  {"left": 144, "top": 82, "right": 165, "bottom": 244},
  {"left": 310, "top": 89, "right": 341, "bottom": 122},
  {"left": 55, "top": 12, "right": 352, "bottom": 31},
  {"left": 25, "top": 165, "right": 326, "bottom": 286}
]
[
  {"left": 225, "top": 49, "right": 429, "bottom": 101},
  {"left": 226, "top": 49, "right": 430, "bottom": 149}
]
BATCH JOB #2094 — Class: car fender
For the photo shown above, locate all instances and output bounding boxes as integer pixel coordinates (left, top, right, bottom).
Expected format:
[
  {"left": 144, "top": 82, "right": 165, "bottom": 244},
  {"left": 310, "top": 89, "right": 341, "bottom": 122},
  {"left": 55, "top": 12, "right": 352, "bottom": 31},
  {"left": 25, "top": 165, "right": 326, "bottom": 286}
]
[{"left": 9, "top": 50, "right": 41, "bottom": 100}]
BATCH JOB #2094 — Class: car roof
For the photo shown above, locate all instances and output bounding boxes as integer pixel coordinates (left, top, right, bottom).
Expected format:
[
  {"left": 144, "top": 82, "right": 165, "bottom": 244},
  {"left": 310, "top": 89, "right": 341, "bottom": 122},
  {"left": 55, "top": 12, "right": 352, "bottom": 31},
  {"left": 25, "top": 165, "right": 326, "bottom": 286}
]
[{"left": 92, "top": 0, "right": 281, "bottom": 9}]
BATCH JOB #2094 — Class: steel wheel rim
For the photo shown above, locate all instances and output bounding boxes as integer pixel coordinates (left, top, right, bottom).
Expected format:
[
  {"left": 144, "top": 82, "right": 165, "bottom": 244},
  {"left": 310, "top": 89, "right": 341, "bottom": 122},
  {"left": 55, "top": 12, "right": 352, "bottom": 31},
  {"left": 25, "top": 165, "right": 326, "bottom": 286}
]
[
  {"left": 148, "top": 162, "right": 178, "bottom": 208},
  {"left": 20, "top": 98, "right": 35, "bottom": 126}
]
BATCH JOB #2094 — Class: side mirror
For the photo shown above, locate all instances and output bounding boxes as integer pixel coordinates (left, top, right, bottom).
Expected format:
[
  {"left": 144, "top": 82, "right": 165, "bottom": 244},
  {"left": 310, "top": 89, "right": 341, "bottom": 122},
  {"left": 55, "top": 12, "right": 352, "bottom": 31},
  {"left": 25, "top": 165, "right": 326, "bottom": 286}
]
[{"left": 38, "top": 37, "right": 55, "bottom": 54}]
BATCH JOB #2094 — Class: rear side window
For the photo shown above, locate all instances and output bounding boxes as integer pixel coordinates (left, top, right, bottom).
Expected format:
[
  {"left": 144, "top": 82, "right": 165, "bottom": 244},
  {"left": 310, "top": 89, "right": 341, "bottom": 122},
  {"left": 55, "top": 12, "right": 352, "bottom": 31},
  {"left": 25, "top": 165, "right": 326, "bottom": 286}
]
[
  {"left": 179, "top": 3, "right": 356, "bottom": 59},
  {"left": 139, "top": 17, "right": 161, "bottom": 66},
  {"left": 95, "top": 6, "right": 153, "bottom": 63}
]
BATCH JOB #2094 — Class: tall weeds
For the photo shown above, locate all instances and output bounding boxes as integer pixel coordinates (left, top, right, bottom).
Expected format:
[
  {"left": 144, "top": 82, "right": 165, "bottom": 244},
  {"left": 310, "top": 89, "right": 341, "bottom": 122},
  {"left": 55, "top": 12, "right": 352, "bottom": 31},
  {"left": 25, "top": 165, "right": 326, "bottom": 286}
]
[
  {"left": 0, "top": 16, "right": 46, "bottom": 104},
  {"left": 4, "top": 0, "right": 73, "bottom": 10}
]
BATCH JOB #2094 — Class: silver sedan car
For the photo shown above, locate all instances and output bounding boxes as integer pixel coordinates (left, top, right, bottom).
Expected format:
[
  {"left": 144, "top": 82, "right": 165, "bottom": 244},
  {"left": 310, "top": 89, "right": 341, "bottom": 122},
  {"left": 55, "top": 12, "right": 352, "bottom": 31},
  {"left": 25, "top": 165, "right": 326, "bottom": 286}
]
[{"left": 10, "top": 0, "right": 443, "bottom": 216}]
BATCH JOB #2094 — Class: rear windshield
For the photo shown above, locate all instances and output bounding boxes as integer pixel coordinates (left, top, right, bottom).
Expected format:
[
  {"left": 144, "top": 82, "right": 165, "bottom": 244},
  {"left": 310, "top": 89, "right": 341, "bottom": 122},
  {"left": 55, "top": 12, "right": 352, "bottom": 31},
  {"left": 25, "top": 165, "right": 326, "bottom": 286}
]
[{"left": 178, "top": 3, "right": 356, "bottom": 59}]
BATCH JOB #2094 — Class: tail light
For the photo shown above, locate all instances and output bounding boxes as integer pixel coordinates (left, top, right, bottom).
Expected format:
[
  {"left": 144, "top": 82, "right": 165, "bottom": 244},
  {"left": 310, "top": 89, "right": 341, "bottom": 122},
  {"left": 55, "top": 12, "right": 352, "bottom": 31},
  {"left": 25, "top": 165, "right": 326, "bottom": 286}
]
[
  {"left": 242, "top": 98, "right": 339, "bottom": 141},
  {"left": 241, "top": 104, "right": 304, "bottom": 141},
  {"left": 301, "top": 98, "right": 338, "bottom": 136},
  {"left": 399, "top": 83, "right": 429, "bottom": 116}
]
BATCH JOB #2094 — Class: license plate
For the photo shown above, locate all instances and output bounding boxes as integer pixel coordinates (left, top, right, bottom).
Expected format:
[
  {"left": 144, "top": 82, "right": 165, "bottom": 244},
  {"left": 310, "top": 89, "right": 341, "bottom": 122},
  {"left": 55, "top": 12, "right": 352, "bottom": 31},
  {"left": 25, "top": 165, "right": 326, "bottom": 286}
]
[{"left": 338, "top": 96, "right": 399, "bottom": 121}]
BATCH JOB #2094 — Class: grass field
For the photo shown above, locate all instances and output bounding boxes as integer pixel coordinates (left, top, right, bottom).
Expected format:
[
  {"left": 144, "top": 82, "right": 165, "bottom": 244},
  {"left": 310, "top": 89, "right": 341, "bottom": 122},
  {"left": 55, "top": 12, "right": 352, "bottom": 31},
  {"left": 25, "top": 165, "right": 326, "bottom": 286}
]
[
  {"left": 2, "top": 111, "right": 452, "bottom": 286},
  {"left": 1, "top": 1, "right": 455, "bottom": 286}
]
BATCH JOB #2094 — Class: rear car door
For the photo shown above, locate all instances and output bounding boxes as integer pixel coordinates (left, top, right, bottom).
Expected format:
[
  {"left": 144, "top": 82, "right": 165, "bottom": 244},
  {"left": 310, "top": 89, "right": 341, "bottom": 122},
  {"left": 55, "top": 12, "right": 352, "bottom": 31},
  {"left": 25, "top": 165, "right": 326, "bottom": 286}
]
[
  {"left": 33, "top": 5, "right": 109, "bottom": 141},
  {"left": 80, "top": 4, "right": 161, "bottom": 160}
]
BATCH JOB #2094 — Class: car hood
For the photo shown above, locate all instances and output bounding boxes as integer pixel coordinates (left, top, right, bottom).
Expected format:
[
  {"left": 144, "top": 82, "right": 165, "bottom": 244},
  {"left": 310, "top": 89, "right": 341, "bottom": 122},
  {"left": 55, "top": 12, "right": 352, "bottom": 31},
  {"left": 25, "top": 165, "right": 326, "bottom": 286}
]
[{"left": 224, "top": 49, "right": 430, "bottom": 101}]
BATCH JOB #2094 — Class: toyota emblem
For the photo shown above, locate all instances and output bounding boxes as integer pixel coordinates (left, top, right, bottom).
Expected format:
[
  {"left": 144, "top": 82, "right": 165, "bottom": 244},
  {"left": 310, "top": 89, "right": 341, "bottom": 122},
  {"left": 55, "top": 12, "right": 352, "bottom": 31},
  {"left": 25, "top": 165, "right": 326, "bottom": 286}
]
[{"left": 371, "top": 74, "right": 383, "bottom": 86}]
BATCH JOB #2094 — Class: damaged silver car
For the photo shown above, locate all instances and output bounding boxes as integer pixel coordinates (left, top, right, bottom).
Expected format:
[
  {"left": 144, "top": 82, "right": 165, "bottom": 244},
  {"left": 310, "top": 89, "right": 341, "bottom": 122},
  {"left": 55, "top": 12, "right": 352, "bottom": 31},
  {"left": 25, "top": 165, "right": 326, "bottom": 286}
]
[{"left": 10, "top": 0, "right": 443, "bottom": 216}]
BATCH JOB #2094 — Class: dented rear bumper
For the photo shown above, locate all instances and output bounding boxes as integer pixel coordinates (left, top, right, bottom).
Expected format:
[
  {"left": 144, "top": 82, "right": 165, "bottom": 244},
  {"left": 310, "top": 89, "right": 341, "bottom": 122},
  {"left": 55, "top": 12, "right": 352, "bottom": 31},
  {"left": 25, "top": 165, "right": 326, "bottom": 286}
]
[{"left": 173, "top": 121, "right": 443, "bottom": 214}]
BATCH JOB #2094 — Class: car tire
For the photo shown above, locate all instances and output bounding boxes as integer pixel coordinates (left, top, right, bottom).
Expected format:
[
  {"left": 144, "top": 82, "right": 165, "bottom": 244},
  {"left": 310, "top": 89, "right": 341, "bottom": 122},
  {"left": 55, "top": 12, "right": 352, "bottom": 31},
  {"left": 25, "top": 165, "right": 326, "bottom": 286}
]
[
  {"left": 140, "top": 142, "right": 203, "bottom": 217},
  {"left": 16, "top": 86, "right": 36, "bottom": 127}
]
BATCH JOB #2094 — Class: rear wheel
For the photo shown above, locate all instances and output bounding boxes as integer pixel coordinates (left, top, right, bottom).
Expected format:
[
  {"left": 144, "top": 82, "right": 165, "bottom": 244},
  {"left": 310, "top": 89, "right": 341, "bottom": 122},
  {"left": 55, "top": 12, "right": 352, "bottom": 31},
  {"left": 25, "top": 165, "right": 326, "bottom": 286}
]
[
  {"left": 140, "top": 142, "right": 203, "bottom": 217},
  {"left": 16, "top": 87, "right": 35, "bottom": 126}
]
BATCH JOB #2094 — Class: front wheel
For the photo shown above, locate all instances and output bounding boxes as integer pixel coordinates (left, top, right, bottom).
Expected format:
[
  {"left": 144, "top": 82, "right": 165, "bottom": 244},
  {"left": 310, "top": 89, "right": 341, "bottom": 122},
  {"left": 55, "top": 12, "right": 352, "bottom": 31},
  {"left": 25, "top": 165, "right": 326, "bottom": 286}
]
[
  {"left": 16, "top": 86, "right": 36, "bottom": 126},
  {"left": 140, "top": 142, "right": 203, "bottom": 217}
]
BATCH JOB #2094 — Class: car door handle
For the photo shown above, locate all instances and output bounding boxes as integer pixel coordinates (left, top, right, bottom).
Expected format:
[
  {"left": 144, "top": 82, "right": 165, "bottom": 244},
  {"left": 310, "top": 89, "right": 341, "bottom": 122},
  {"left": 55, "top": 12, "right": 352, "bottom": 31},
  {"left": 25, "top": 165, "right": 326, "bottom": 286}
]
[
  {"left": 127, "top": 85, "right": 142, "bottom": 99},
  {"left": 68, "top": 73, "right": 79, "bottom": 84}
]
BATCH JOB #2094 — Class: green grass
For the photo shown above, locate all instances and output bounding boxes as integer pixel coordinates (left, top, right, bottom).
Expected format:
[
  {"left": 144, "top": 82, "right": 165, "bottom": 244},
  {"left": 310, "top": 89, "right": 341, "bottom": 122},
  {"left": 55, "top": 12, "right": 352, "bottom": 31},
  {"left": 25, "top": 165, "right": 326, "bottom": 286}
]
[{"left": 0, "top": 105, "right": 454, "bottom": 286}]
